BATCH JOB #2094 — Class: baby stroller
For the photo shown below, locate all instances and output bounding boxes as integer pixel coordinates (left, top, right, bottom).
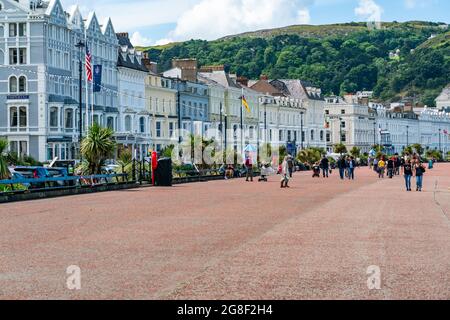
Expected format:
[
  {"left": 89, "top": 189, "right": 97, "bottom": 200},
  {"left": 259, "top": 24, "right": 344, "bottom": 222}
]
[
  {"left": 259, "top": 164, "right": 274, "bottom": 182},
  {"left": 312, "top": 164, "right": 321, "bottom": 178}
]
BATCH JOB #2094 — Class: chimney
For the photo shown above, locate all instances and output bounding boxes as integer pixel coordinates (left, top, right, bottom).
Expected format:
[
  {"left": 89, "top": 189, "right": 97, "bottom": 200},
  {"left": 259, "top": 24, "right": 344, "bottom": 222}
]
[
  {"left": 260, "top": 74, "right": 269, "bottom": 81},
  {"left": 116, "top": 32, "right": 129, "bottom": 39},
  {"left": 172, "top": 58, "right": 198, "bottom": 82},
  {"left": 199, "top": 65, "right": 224, "bottom": 73},
  {"left": 236, "top": 76, "right": 249, "bottom": 87}
]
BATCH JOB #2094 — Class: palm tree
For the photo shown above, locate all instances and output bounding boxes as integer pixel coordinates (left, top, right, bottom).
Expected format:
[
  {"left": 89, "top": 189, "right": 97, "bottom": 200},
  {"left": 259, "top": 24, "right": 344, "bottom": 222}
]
[
  {"left": 80, "top": 124, "right": 116, "bottom": 175},
  {"left": 334, "top": 143, "right": 347, "bottom": 155},
  {"left": 0, "top": 139, "right": 11, "bottom": 180},
  {"left": 297, "top": 148, "right": 322, "bottom": 165},
  {"left": 349, "top": 147, "right": 361, "bottom": 159}
]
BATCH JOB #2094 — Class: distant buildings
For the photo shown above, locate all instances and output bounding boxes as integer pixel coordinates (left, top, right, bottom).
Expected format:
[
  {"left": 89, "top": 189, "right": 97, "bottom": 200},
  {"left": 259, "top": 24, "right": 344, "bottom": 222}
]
[
  {"left": 436, "top": 85, "right": 450, "bottom": 110},
  {"left": 0, "top": 0, "right": 449, "bottom": 162}
]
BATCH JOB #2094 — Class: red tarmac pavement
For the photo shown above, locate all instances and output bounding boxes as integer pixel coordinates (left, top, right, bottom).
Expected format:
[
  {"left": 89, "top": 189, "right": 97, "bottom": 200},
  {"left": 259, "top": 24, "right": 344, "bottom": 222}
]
[{"left": 0, "top": 164, "right": 449, "bottom": 300}]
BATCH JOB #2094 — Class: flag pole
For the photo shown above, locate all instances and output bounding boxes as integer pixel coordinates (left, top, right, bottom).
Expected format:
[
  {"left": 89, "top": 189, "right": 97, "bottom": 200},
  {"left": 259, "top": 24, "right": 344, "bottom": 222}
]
[
  {"left": 241, "top": 87, "right": 244, "bottom": 160},
  {"left": 84, "top": 28, "right": 89, "bottom": 131}
]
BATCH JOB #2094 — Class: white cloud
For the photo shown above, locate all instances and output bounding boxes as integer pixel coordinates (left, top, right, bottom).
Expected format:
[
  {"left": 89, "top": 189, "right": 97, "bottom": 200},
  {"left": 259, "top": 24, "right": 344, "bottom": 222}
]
[
  {"left": 130, "top": 32, "right": 153, "bottom": 47},
  {"left": 154, "top": 38, "right": 174, "bottom": 46},
  {"left": 404, "top": 0, "right": 434, "bottom": 9},
  {"left": 61, "top": 0, "right": 198, "bottom": 31},
  {"left": 355, "top": 0, "right": 383, "bottom": 30},
  {"left": 170, "top": 0, "right": 315, "bottom": 41}
]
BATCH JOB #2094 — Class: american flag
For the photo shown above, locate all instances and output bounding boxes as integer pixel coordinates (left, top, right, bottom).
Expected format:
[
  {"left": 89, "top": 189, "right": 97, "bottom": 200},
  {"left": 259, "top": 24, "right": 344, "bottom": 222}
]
[{"left": 85, "top": 45, "right": 92, "bottom": 82}]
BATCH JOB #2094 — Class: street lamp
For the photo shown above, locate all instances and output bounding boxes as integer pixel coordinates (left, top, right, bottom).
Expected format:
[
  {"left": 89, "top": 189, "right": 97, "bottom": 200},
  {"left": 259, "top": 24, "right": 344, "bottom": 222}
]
[
  {"left": 300, "top": 111, "right": 304, "bottom": 150},
  {"left": 406, "top": 125, "right": 409, "bottom": 147},
  {"left": 373, "top": 121, "right": 377, "bottom": 147},
  {"left": 75, "top": 40, "right": 85, "bottom": 159},
  {"left": 439, "top": 128, "right": 442, "bottom": 155}
]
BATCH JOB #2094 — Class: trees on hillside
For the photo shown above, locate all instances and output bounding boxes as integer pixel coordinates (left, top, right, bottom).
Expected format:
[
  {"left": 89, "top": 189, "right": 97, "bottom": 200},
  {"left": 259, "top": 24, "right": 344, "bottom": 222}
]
[{"left": 148, "top": 25, "right": 449, "bottom": 105}]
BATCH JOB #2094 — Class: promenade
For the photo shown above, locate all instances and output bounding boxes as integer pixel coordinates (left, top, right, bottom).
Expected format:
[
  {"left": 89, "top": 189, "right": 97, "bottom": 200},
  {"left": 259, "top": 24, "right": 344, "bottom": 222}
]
[{"left": 0, "top": 164, "right": 449, "bottom": 299}]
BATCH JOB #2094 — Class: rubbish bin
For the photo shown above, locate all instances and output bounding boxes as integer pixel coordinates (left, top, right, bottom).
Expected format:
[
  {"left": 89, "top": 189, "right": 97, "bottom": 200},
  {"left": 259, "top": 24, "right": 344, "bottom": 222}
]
[{"left": 155, "top": 158, "right": 173, "bottom": 186}]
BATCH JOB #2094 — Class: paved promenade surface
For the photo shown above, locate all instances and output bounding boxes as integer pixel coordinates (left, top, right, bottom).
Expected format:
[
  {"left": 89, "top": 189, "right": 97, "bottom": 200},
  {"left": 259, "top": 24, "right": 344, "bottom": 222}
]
[{"left": 1, "top": 164, "right": 449, "bottom": 300}]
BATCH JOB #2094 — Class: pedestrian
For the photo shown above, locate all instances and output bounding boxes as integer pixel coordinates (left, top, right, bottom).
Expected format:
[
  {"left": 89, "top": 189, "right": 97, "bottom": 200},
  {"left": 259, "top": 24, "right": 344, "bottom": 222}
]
[
  {"left": 387, "top": 157, "right": 395, "bottom": 179},
  {"left": 415, "top": 162, "right": 426, "bottom": 192},
  {"left": 348, "top": 156, "right": 356, "bottom": 180},
  {"left": 337, "top": 156, "right": 347, "bottom": 180},
  {"left": 287, "top": 154, "right": 294, "bottom": 178},
  {"left": 280, "top": 156, "right": 290, "bottom": 188},
  {"left": 245, "top": 153, "right": 254, "bottom": 182},
  {"left": 320, "top": 155, "right": 330, "bottom": 178},
  {"left": 378, "top": 157, "right": 386, "bottom": 179},
  {"left": 395, "top": 155, "right": 401, "bottom": 175},
  {"left": 403, "top": 159, "right": 413, "bottom": 192}
]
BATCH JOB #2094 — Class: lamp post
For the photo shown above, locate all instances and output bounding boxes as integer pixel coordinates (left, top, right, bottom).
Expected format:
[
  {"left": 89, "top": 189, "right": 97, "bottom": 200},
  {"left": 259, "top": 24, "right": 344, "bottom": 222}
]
[
  {"left": 264, "top": 101, "right": 268, "bottom": 144},
  {"left": 75, "top": 40, "right": 85, "bottom": 159},
  {"left": 406, "top": 125, "right": 409, "bottom": 147},
  {"left": 373, "top": 121, "right": 376, "bottom": 147},
  {"left": 439, "top": 128, "right": 442, "bottom": 155},
  {"left": 300, "top": 111, "right": 304, "bottom": 150}
]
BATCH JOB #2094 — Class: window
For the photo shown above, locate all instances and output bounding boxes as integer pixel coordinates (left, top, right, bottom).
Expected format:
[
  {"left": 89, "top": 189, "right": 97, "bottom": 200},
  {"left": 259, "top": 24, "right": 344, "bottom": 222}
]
[
  {"left": 320, "top": 130, "right": 324, "bottom": 141},
  {"left": 49, "top": 107, "right": 58, "bottom": 128},
  {"left": 9, "top": 106, "right": 27, "bottom": 130},
  {"left": 341, "top": 121, "right": 346, "bottom": 129},
  {"left": 19, "top": 23, "right": 26, "bottom": 37},
  {"left": 169, "top": 122, "right": 174, "bottom": 138},
  {"left": 107, "top": 117, "right": 114, "bottom": 130},
  {"left": 139, "top": 117, "right": 145, "bottom": 133},
  {"left": 9, "top": 23, "right": 17, "bottom": 37},
  {"left": 65, "top": 109, "right": 73, "bottom": 129},
  {"left": 10, "top": 141, "right": 28, "bottom": 158},
  {"left": 9, "top": 48, "right": 17, "bottom": 64},
  {"left": 9, "top": 76, "right": 17, "bottom": 92},
  {"left": 156, "top": 121, "right": 161, "bottom": 137},
  {"left": 19, "top": 76, "right": 26, "bottom": 92},
  {"left": 10, "top": 107, "right": 18, "bottom": 127},
  {"left": 19, "top": 48, "right": 26, "bottom": 64},
  {"left": 311, "top": 130, "right": 314, "bottom": 141},
  {"left": 341, "top": 134, "right": 347, "bottom": 142},
  {"left": 341, "top": 109, "right": 346, "bottom": 115},
  {"left": 124, "top": 115, "right": 132, "bottom": 132}
]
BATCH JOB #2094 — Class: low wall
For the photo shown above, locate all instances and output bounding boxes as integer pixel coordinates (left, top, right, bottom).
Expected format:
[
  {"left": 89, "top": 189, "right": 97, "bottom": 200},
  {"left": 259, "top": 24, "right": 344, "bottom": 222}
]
[{"left": 0, "top": 182, "right": 139, "bottom": 204}]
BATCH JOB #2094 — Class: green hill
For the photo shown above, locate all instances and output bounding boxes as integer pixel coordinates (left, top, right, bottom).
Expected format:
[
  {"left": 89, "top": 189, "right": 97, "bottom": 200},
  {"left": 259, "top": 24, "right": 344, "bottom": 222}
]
[{"left": 143, "top": 21, "right": 450, "bottom": 106}]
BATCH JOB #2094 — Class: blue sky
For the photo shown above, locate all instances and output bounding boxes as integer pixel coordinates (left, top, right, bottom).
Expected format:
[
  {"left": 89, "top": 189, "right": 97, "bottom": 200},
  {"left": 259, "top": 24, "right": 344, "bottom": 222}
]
[{"left": 61, "top": 0, "right": 450, "bottom": 46}]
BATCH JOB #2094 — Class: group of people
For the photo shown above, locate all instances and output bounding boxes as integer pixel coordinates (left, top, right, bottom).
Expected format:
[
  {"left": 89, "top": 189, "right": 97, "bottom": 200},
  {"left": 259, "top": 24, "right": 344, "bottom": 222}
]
[
  {"left": 336, "top": 156, "right": 357, "bottom": 180},
  {"left": 372, "top": 154, "right": 427, "bottom": 192}
]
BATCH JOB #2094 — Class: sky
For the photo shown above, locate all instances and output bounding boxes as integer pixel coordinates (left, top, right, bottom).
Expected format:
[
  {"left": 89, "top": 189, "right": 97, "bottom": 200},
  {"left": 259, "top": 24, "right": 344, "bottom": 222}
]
[{"left": 60, "top": 0, "right": 450, "bottom": 46}]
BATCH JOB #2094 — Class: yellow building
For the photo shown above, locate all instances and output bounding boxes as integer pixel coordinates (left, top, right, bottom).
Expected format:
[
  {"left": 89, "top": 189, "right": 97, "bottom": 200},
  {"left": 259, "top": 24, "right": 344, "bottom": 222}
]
[{"left": 145, "top": 73, "right": 178, "bottom": 152}]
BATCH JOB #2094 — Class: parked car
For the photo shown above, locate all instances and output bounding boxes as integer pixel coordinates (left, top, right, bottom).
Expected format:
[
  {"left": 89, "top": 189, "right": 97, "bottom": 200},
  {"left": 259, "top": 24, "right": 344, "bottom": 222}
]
[
  {"left": 13, "top": 166, "right": 51, "bottom": 189},
  {"left": 7, "top": 169, "right": 31, "bottom": 190},
  {"left": 47, "top": 167, "right": 73, "bottom": 186}
]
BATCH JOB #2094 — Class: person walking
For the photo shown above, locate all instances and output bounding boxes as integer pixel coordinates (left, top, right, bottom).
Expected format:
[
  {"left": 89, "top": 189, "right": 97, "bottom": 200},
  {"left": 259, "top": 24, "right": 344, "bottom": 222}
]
[
  {"left": 320, "top": 155, "right": 330, "bottom": 178},
  {"left": 403, "top": 159, "right": 413, "bottom": 192},
  {"left": 287, "top": 154, "right": 294, "bottom": 178},
  {"left": 337, "top": 156, "right": 347, "bottom": 180},
  {"left": 415, "top": 162, "right": 426, "bottom": 192},
  {"left": 347, "top": 156, "right": 356, "bottom": 180},
  {"left": 395, "top": 155, "right": 401, "bottom": 175},
  {"left": 245, "top": 153, "right": 254, "bottom": 182},
  {"left": 378, "top": 157, "right": 386, "bottom": 179},
  {"left": 280, "top": 156, "right": 290, "bottom": 188},
  {"left": 387, "top": 157, "right": 395, "bottom": 179}
]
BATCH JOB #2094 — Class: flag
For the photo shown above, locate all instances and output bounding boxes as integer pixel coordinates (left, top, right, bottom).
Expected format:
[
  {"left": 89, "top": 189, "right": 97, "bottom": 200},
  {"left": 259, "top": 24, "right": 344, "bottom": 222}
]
[
  {"left": 85, "top": 45, "right": 92, "bottom": 83},
  {"left": 241, "top": 96, "right": 250, "bottom": 113},
  {"left": 93, "top": 65, "right": 102, "bottom": 92},
  {"left": 444, "top": 129, "right": 448, "bottom": 135}
]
